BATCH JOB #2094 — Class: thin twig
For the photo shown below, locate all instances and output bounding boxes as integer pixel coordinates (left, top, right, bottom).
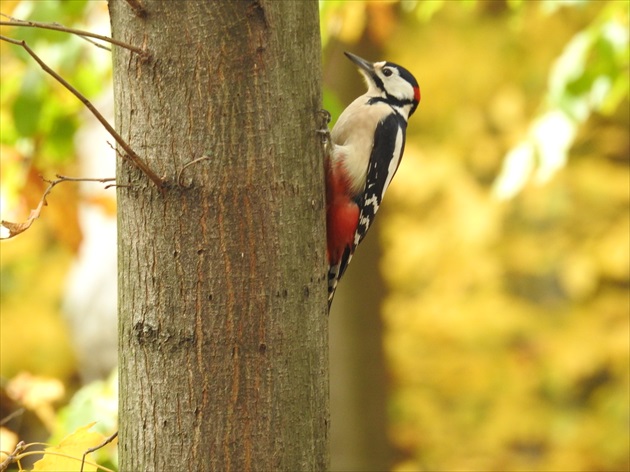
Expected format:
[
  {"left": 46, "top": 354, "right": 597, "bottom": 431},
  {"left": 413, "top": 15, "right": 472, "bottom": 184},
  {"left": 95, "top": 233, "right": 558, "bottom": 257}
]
[
  {"left": 54, "top": 174, "right": 117, "bottom": 184},
  {"left": 79, "top": 431, "right": 118, "bottom": 472},
  {"left": 0, "top": 441, "right": 25, "bottom": 472},
  {"left": 177, "top": 155, "right": 212, "bottom": 188},
  {"left": 0, "top": 35, "right": 166, "bottom": 191},
  {"left": 56, "top": 174, "right": 122, "bottom": 190},
  {"left": 0, "top": 175, "right": 116, "bottom": 240},
  {"left": 75, "top": 34, "right": 111, "bottom": 52},
  {"left": 0, "top": 408, "right": 25, "bottom": 426},
  {"left": 4, "top": 450, "right": 112, "bottom": 472},
  {"left": 0, "top": 14, "right": 145, "bottom": 55}
]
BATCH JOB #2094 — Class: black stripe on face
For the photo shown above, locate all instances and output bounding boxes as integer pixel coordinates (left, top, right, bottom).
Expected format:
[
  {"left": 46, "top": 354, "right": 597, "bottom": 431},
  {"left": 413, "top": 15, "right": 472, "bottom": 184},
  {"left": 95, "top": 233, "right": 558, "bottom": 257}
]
[
  {"left": 370, "top": 62, "right": 419, "bottom": 113},
  {"left": 369, "top": 71, "right": 386, "bottom": 93},
  {"left": 367, "top": 96, "right": 415, "bottom": 116}
]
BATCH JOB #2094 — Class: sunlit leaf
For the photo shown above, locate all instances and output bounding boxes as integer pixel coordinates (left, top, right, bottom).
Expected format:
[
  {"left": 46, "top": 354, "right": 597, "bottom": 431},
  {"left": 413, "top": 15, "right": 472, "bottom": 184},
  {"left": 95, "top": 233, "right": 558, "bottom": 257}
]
[
  {"left": 492, "top": 142, "right": 535, "bottom": 200},
  {"left": 5, "top": 373, "right": 65, "bottom": 431},
  {"left": 494, "top": 3, "right": 629, "bottom": 199},
  {"left": 32, "top": 423, "right": 104, "bottom": 472}
]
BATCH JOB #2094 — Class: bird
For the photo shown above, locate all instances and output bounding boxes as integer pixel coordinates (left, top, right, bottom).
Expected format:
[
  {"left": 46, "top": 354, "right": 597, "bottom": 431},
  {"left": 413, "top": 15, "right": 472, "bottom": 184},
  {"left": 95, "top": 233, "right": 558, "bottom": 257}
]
[{"left": 325, "top": 52, "right": 420, "bottom": 309}]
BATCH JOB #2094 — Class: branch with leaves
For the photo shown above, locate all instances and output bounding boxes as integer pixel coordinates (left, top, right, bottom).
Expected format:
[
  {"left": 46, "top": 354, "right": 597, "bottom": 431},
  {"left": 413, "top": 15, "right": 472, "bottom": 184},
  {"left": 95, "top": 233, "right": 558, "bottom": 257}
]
[
  {"left": 0, "top": 424, "right": 117, "bottom": 472},
  {"left": 0, "top": 13, "right": 166, "bottom": 194}
]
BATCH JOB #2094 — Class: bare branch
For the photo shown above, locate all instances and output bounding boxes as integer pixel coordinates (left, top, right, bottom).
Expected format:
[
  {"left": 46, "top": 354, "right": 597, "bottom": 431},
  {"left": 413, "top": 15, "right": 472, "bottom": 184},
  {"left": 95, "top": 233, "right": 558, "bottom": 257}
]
[
  {"left": 1, "top": 175, "right": 116, "bottom": 240},
  {"left": 125, "top": 0, "right": 148, "bottom": 18},
  {"left": 177, "top": 155, "right": 212, "bottom": 188},
  {"left": 0, "top": 13, "right": 146, "bottom": 55},
  {"left": 54, "top": 174, "right": 117, "bottom": 184},
  {"left": 76, "top": 34, "right": 111, "bottom": 52},
  {"left": 0, "top": 408, "right": 25, "bottom": 426},
  {"left": 0, "top": 441, "right": 25, "bottom": 472},
  {"left": 0, "top": 35, "right": 166, "bottom": 191}
]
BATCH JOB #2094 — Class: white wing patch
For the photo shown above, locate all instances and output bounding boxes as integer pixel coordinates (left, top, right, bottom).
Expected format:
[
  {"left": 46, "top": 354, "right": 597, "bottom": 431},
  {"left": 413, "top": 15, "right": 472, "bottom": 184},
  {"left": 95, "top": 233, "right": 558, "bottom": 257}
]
[
  {"left": 382, "top": 127, "right": 404, "bottom": 197},
  {"left": 355, "top": 194, "right": 379, "bottom": 245}
]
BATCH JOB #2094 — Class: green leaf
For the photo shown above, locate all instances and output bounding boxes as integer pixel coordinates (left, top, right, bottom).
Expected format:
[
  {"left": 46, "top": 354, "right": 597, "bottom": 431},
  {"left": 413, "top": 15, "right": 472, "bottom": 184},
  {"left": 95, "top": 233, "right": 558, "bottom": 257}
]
[
  {"left": 12, "top": 91, "right": 42, "bottom": 137},
  {"left": 42, "top": 113, "right": 78, "bottom": 164},
  {"left": 323, "top": 88, "right": 344, "bottom": 127}
]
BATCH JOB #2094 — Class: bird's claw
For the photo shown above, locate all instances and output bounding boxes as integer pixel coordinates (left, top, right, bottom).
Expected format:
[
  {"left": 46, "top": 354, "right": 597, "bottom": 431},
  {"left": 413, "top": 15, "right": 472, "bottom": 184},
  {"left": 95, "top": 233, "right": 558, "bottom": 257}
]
[{"left": 316, "top": 109, "right": 332, "bottom": 144}]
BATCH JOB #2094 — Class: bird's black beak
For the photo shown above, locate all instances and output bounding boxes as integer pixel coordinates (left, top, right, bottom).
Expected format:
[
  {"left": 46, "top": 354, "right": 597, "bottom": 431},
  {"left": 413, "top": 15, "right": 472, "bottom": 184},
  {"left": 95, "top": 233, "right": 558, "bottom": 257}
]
[{"left": 344, "top": 52, "right": 374, "bottom": 74}]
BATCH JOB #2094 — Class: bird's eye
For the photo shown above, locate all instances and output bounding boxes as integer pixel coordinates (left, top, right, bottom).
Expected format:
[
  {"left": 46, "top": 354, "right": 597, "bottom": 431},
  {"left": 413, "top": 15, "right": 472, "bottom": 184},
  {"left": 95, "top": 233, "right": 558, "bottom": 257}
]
[{"left": 383, "top": 68, "right": 393, "bottom": 77}]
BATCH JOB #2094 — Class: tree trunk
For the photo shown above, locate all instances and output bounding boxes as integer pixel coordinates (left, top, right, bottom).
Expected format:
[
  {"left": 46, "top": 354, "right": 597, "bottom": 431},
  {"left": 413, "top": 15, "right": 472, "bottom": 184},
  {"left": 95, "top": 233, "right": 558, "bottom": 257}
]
[{"left": 108, "top": 1, "right": 328, "bottom": 470}]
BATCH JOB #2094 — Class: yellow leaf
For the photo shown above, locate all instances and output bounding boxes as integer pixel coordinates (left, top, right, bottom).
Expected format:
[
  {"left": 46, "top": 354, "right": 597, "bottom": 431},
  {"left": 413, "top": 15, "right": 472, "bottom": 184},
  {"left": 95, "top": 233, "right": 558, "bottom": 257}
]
[
  {"left": 6, "top": 373, "right": 65, "bottom": 431},
  {"left": 32, "top": 423, "right": 104, "bottom": 472}
]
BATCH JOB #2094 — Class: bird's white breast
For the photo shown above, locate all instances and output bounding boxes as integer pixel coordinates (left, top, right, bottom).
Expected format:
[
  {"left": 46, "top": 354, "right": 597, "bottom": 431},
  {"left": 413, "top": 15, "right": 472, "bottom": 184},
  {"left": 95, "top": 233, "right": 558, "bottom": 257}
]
[{"left": 330, "top": 97, "right": 393, "bottom": 196}]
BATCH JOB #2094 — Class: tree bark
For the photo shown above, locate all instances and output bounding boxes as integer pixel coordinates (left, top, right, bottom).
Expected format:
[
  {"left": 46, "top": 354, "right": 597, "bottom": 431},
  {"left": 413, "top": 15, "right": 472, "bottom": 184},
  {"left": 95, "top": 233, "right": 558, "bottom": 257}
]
[{"left": 108, "top": 1, "right": 328, "bottom": 470}]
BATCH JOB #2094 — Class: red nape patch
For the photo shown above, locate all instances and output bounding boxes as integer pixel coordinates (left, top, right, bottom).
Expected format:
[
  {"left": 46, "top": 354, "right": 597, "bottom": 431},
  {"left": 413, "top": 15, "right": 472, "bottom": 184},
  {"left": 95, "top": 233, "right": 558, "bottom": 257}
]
[{"left": 414, "top": 86, "right": 421, "bottom": 103}]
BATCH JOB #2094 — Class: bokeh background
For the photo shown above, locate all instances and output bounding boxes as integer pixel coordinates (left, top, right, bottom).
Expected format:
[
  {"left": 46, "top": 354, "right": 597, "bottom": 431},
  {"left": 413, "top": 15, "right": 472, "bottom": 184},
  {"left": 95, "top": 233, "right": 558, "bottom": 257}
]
[{"left": 1, "top": 1, "right": 629, "bottom": 471}]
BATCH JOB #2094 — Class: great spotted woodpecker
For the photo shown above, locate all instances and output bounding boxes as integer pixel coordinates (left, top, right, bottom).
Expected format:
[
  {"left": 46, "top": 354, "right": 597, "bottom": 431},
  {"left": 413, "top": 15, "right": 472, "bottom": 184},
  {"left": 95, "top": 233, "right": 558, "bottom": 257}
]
[{"left": 325, "top": 52, "right": 420, "bottom": 309}]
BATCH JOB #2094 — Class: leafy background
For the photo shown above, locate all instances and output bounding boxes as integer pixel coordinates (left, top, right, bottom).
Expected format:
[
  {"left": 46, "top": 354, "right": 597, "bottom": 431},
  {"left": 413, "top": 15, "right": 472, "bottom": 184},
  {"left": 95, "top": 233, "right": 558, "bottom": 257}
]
[{"left": 1, "top": 1, "right": 628, "bottom": 471}]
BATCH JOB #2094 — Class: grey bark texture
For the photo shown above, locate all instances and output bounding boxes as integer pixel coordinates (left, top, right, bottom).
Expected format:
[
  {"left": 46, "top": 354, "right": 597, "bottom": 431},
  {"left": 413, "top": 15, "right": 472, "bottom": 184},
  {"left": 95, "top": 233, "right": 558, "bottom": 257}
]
[{"left": 109, "top": 1, "right": 328, "bottom": 470}]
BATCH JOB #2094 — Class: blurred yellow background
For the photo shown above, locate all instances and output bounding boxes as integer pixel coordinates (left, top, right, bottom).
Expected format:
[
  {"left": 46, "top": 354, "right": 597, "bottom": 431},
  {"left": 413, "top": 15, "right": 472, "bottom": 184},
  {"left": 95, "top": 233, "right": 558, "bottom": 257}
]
[{"left": 323, "top": 1, "right": 628, "bottom": 470}]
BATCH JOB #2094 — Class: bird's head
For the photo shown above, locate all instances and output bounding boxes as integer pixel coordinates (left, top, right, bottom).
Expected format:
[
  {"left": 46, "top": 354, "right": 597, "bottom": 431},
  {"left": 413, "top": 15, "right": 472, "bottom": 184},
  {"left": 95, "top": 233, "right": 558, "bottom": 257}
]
[{"left": 345, "top": 52, "right": 421, "bottom": 117}]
